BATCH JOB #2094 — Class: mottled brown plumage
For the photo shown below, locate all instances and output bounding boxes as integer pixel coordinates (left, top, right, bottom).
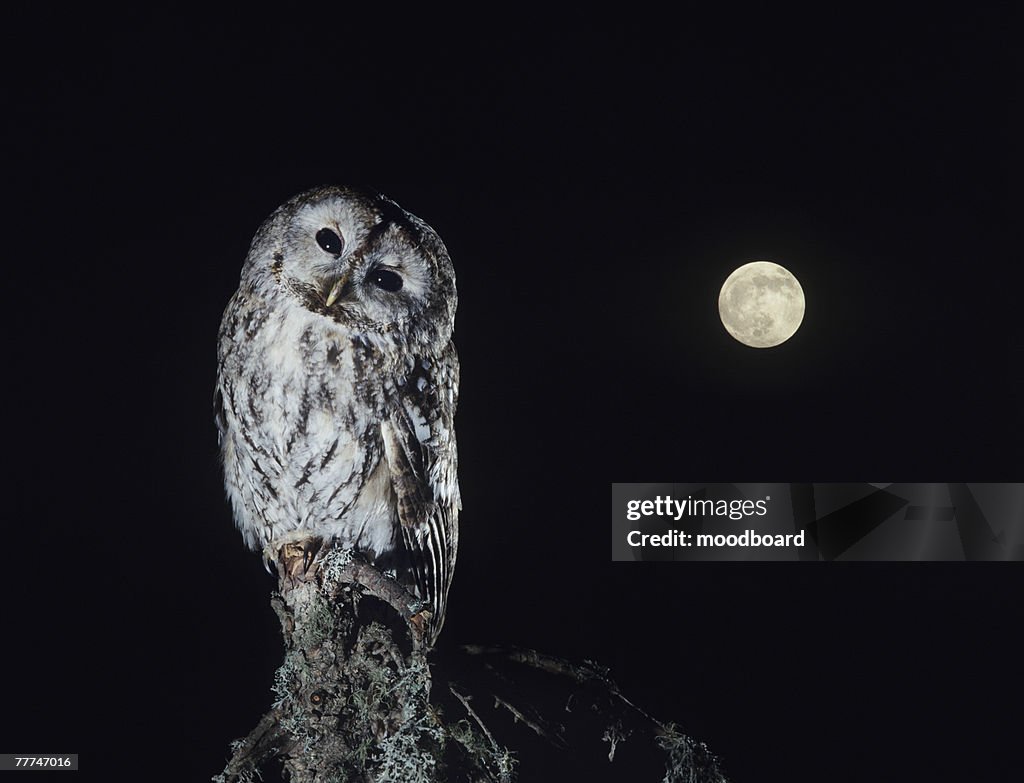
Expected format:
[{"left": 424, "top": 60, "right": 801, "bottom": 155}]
[{"left": 216, "top": 186, "right": 460, "bottom": 645}]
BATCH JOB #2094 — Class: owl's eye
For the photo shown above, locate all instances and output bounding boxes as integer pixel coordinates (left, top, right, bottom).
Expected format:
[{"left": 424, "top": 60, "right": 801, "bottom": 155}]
[
  {"left": 370, "top": 269, "right": 403, "bottom": 292},
  {"left": 315, "top": 228, "right": 344, "bottom": 255}
]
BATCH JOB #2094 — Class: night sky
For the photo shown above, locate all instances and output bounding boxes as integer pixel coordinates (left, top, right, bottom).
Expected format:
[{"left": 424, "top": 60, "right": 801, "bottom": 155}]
[{"left": 6, "top": 8, "right": 1020, "bottom": 781}]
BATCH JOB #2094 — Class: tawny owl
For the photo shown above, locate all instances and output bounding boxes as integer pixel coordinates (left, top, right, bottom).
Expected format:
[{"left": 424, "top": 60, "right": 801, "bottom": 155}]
[{"left": 215, "top": 186, "right": 460, "bottom": 646}]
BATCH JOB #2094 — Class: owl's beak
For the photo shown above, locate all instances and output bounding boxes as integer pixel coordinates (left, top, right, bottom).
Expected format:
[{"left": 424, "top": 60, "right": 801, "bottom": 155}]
[{"left": 324, "top": 274, "right": 349, "bottom": 307}]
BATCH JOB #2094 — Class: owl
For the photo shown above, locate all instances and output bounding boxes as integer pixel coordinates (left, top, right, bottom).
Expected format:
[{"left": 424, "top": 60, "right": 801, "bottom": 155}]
[{"left": 215, "top": 186, "right": 460, "bottom": 646}]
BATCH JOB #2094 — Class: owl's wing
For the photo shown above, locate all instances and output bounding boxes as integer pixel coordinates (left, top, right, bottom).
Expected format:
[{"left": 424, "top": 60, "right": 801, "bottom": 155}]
[{"left": 380, "top": 345, "right": 460, "bottom": 646}]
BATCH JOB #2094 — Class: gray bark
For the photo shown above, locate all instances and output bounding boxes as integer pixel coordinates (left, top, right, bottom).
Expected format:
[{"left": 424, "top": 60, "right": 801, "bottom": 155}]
[
  {"left": 214, "top": 539, "right": 727, "bottom": 782},
  {"left": 214, "top": 540, "right": 512, "bottom": 783}
]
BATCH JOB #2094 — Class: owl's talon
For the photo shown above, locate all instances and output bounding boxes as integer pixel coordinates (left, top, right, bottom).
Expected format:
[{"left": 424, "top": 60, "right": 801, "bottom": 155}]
[
  {"left": 408, "top": 608, "right": 433, "bottom": 640},
  {"left": 302, "top": 537, "right": 324, "bottom": 574},
  {"left": 264, "top": 532, "right": 326, "bottom": 581}
]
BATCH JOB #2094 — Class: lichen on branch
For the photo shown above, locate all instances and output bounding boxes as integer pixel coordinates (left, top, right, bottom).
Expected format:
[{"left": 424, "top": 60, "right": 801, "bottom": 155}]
[
  {"left": 216, "top": 540, "right": 512, "bottom": 783},
  {"left": 215, "top": 540, "right": 727, "bottom": 782}
]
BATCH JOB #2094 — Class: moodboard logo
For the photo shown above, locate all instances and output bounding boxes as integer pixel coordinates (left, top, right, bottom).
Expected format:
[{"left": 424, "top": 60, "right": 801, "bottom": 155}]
[{"left": 611, "top": 483, "right": 1024, "bottom": 561}]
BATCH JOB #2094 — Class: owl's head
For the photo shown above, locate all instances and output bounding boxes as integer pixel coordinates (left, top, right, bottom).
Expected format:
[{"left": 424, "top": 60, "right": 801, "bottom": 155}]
[{"left": 241, "top": 186, "right": 456, "bottom": 348}]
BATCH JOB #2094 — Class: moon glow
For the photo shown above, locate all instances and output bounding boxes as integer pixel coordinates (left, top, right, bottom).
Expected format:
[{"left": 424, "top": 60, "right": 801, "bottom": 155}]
[{"left": 718, "top": 261, "right": 805, "bottom": 348}]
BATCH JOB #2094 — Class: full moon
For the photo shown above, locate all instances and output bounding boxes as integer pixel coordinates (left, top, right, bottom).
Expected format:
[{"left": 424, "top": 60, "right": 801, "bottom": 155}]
[{"left": 718, "top": 261, "right": 805, "bottom": 348}]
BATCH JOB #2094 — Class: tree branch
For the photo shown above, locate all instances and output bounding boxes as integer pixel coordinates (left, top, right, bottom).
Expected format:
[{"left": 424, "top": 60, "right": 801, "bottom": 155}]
[
  {"left": 215, "top": 541, "right": 728, "bottom": 782},
  {"left": 215, "top": 538, "right": 508, "bottom": 782}
]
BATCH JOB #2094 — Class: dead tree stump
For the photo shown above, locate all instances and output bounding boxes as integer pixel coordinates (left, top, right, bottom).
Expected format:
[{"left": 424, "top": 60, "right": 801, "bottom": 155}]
[
  {"left": 215, "top": 540, "right": 513, "bottom": 783},
  {"left": 214, "top": 539, "right": 726, "bottom": 782}
]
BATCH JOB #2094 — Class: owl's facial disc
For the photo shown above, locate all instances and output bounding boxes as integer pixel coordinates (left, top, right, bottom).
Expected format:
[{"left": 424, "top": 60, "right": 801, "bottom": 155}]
[{"left": 276, "top": 197, "right": 432, "bottom": 329}]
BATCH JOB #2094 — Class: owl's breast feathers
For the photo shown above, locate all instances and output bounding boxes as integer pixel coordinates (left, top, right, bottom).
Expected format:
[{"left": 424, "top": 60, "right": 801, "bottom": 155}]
[{"left": 216, "top": 292, "right": 460, "bottom": 638}]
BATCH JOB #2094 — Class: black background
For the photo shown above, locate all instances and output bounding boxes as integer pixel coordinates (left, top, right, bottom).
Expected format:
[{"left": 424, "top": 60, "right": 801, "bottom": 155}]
[{"left": 5, "top": 7, "right": 1021, "bottom": 781}]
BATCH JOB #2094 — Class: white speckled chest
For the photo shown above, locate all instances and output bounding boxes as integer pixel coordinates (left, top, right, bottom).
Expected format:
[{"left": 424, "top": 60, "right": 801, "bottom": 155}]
[{"left": 218, "top": 295, "right": 399, "bottom": 558}]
